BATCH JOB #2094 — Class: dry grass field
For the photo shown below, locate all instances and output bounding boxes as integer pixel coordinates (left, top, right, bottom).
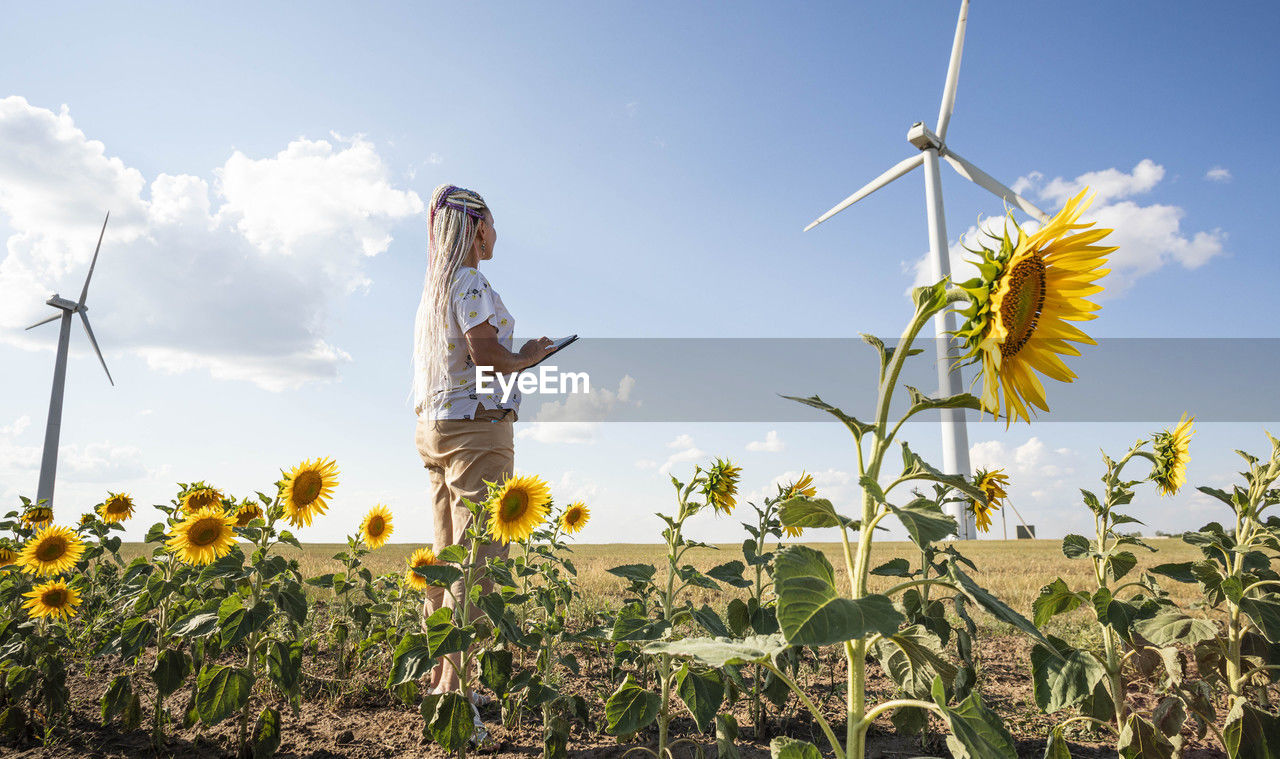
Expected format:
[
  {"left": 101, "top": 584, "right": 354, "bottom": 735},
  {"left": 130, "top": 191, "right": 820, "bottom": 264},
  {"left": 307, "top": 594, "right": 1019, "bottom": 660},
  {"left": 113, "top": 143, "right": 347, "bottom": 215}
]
[{"left": 123, "top": 536, "right": 1208, "bottom": 642}]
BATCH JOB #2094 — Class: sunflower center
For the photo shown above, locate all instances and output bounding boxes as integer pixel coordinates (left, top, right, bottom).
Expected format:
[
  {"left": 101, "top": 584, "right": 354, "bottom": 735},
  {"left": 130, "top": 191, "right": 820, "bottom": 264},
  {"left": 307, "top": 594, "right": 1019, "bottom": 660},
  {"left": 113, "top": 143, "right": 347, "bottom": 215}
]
[
  {"left": 998, "top": 255, "right": 1047, "bottom": 358},
  {"left": 293, "top": 472, "right": 323, "bottom": 505},
  {"left": 189, "top": 519, "right": 224, "bottom": 548},
  {"left": 36, "top": 538, "right": 67, "bottom": 562},
  {"left": 42, "top": 588, "right": 67, "bottom": 607},
  {"left": 367, "top": 516, "right": 385, "bottom": 536},
  {"left": 500, "top": 491, "right": 529, "bottom": 521}
]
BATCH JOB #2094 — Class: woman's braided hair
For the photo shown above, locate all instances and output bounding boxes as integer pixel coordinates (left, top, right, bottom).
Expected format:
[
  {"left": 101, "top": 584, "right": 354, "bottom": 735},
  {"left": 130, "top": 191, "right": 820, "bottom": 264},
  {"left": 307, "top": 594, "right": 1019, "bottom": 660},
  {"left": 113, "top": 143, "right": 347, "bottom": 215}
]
[{"left": 410, "top": 184, "right": 489, "bottom": 415}]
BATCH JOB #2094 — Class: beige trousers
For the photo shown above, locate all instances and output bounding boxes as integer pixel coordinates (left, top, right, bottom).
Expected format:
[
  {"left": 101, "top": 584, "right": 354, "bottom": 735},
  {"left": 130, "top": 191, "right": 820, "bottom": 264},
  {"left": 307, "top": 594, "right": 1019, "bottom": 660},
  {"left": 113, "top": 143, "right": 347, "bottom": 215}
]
[{"left": 414, "top": 403, "right": 514, "bottom": 691}]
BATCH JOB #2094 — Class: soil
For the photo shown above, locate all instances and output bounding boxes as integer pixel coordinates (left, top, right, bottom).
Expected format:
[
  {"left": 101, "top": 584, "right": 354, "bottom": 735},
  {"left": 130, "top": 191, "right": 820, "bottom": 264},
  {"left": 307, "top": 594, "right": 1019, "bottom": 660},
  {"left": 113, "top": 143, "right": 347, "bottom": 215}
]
[{"left": 0, "top": 634, "right": 1229, "bottom": 759}]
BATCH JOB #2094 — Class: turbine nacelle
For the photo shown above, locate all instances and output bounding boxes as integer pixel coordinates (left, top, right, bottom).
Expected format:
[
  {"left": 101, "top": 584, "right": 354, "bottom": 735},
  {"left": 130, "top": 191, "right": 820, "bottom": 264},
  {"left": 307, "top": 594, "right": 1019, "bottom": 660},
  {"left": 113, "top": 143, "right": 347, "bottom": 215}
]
[
  {"left": 44, "top": 294, "right": 82, "bottom": 312},
  {"left": 907, "top": 122, "right": 943, "bottom": 152}
]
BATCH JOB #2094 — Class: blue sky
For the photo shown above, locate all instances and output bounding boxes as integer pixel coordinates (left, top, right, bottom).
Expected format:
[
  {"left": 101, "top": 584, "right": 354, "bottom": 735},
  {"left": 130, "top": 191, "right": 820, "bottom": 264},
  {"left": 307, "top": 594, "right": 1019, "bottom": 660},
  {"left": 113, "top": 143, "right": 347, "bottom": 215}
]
[{"left": 1, "top": 1, "right": 1277, "bottom": 545}]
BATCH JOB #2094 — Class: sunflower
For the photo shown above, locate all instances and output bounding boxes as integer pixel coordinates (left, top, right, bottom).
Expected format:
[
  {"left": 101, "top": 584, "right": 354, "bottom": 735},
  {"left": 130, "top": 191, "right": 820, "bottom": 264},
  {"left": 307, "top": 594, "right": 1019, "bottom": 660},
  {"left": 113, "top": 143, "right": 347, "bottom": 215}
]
[
  {"left": 98, "top": 492, "right": 135, "bottom": 524},
  {"left": 181, "top": 486, "right": 225, "bottom": 514},
  {"left": 232, "top": 501, "right": 263, "bottom": 528},
  {"left": 1150, "top": 413, "right": 1194, "bottom": 497},
  {"left": 166, "top": 507, "right": 238, "bottom": 565},
  {"left": 22, "top": 579, "right": 82, "bottom": 621},
  {"left": 0, "top": 544, "right": 18, "bottom": 566},
  {"left": 780, "top": 472, "right": 818, "bottom": 537},
  {"left": 970, "top": 469, "right": 1010, "bottom": 533},
  {"left": 703, "top": 459, "right": 742, "bottom": 514},
  {"left": 559, "top": 502, "right": 590, "bottom": 534},
  {"left": 18, "top": 525, "right": 85, "bottom": 576},
  {"left": 954, "top": 188, "right": 1115, "bottom": 425},
  {"left": 21, "top": 505, "right": 54, "bottom": 528},
  {"left": 360, "top": 505, "right": 394, "bottom": 548},
  {"left": 282, "top": 457, "right": 340, "bottom": 528},
  {"left": 487, "top": 474, "right": 552, "bottom": 543},
  {"left": 405, "top": 547, "right": 439, "bottom": 591}
]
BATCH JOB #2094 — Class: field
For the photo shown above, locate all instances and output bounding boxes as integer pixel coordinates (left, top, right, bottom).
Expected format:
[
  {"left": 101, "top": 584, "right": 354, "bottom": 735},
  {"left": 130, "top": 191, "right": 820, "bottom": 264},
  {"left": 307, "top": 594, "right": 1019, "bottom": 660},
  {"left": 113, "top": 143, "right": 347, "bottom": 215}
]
[{"left": 10, "top": 537, "right": 1230, "bottom": 759}]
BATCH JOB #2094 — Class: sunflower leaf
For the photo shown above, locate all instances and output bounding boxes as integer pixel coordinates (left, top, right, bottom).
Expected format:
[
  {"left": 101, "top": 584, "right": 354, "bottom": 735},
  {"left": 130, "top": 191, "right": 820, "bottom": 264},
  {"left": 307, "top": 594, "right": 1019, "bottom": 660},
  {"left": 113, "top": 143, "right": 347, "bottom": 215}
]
[
  {"left": 604, "top": 674, "right": 660, "bottom": 735},
  {"left": 779, "top": 394, "right": 877, "bottom": 440},
  {"left": 774, "top": 546, "right": 903, "bottom": 646}
]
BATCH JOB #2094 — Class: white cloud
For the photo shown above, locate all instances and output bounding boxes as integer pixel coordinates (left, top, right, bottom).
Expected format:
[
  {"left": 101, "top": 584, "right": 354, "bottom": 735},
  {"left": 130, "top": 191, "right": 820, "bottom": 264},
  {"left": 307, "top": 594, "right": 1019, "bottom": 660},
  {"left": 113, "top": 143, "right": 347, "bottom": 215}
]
[
  {"left": 1, "top": 415, "right": 31, "bottom": 437},
  {"left": 1205, "top": 166, "right": 1232, "bottom": 183},
  {"left": 746, "top": 430, "right": 784, "bottom": 453},
  {"left": 658, "top": 433, "right": 705, "bottom": 475},
  {"left": 0, "top": 96, "right": 423, "bottom": 391},
  {"left": 634, "top": 458, "right": 658, "bottom": 470},
  {"left": 910, "top": 159, "right": 1226, "bottom": 295},
  {"left": 516, "top": 375, "right": 637, "bottom": 444},
  {"left": 553, "top": 470, "right": 600, "bottom": 503}
]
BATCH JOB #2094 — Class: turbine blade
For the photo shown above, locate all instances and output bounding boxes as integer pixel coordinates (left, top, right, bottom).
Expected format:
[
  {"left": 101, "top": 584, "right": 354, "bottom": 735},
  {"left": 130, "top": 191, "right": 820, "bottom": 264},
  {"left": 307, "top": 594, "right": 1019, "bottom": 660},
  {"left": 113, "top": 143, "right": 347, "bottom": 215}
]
[
  {"left": 804, "top": 153, "right": 925, "bottom": 232},
  {"left": 942, "top": 150, "right": 1050, "bottom": 222},
  {"left": 24, "top": 313, "right": 61, "bottom": 331},
  {"left": 78, "top": 311, "right": 114, "bottom": 387},
  {"left": 78, "top": 211, "right": 109, "bottom": 307},
  {"left": 935, "top": 0, "right": 970, "bottom": 142}
]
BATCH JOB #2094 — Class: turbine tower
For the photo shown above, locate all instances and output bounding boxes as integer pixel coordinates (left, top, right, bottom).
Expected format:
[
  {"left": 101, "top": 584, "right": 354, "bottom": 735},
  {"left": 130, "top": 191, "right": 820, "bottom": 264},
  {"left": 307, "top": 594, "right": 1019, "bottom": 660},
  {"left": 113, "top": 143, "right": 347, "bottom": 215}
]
[
  {"left": 805, "top": 0, "right": 1049, "bottom": 539},
  {"left": 24, "top": 212, "right": 115, "bottom": 511}
]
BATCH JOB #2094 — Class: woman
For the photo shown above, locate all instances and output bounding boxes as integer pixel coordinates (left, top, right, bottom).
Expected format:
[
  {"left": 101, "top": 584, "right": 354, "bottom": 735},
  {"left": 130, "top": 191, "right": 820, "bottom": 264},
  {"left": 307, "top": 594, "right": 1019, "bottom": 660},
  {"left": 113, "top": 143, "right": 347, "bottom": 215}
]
[{"left": 410, "top": 184, "right": 553, "bottom": 740}]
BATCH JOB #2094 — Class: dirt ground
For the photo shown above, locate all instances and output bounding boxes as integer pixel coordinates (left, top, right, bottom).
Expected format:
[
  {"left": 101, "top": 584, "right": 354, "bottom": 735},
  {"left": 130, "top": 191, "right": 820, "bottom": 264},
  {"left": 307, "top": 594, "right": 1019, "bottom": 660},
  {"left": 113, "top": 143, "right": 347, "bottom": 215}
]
[{"left": 1, "top": 632, "right": 1229, "bottom": 759}]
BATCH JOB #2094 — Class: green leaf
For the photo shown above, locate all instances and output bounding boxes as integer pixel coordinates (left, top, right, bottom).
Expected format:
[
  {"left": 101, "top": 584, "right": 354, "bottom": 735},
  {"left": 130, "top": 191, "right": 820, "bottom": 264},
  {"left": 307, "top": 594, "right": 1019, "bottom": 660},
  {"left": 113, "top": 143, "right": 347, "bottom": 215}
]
[
  {"left": 1149, "top": 562, "right": 1196, "bottom": 584},
  {"left": 1061, "top": 534, "right": 1091, "bottom": 559},
  {"left": 218, "top": 596, "right": 270, "bottom": 649},
  {"left": 708, "top": 560, "right": 752, "bottom": 588},
  {"left": 726, "top": 598, "right": 750, "bottom": 636},
  {"left": 716, "top": 714, "right": 741, "bottom": 759},
  {"left": 606, "top": 564, "right": 657, "bottom": 583},
  {"left": 119, "top": 617, "right": 156, "bottom": 661},
  {"left": 774, "top": 546, "right": 903, "bottom": 646},
  {"left": 274, "top": 586, "right": 307, "bottom": 626},
  {"left": 1117, "top": 714, "right": 1176, "bottom": 759},
  {"left": 1107, "top": 551, "right": 1138, "bottom": 582},
  {"left": 1239, "top": 593, "right": 1280, "bottom": 643},
  {"left": 610, "top": 603, "right": 670, "bottom": 641},
  {"left": 305, "top": 573, "right": 336, "bottom": 589},
  {"left": 100, "top": 674, "right": 133, "bottom": 725},
  {"left": 480, "top": 649, "right": 512, "bottom": 698},
  {"left": 1033, "top": 579, "right": 1087, "bottom": 628},
  {"left": 644, "top": 634, "right": 789, "bottom": 668},
  {"left": 769, "top": 736, "right": 822, "bottom": 759},
  {"left": 427, "top": 691, "right": 473, "bottom": 753},
  {"left": 779, "top": 495, "right": 855, "bottom": 530},
  {"left": 691, "top": 604, "right": 731, "bottom": 638},
  {"left": 947, "top": 563, "right": 1055, "bottom": 651},
  {"left": 169, "top": 607, "right": 220, "bottom": 638},
  {"left": 150, "top": 648, "right": 191, "bottom": 699},
  {"left": 1223, "top": 697, "right": 1280, "bottom": 759},
  {"left": 1030, "top": 636, "right": 1106, "bottom": 713},
  {"left": 888, "top": 497, "right": 958, "bottom": 548},
  {"left": 872, "top": 624, "right": 958, "bottom": 700},
  {"left": 436, "top": 544, "right": 468, "bottom": 564},
  {"left": 675, "top": 664, "right": 723, "bottom": 732},
  {"left": 251, "top": 707, "right": 282, "bottom": 759},
  {"left": 899, "top": 440, "right": 987, "bottom": 503},
  {"left": 412, "top": 563, "right": 464, "bottom": 587},
  {"left": 779, "top": 394, "right": 876, "bottom": 439},
  {"left": 933, "top": 677, "right": 1018, "bottom": 759},
  {"left": 904, "top": 385, "right": 982, "bottom": 416},
  {"left": 195, "top": 664, "right": 252, "bottom": 725},
  {"left": 870, "top": 558, "right": 913, "bottom": 577},
  {"left": 266, "top": 641, "right": 302, "bottom": 696},
  {"left": 1044, "top": 725, "right": 1074, "bottom": 759},
  {"left": 387, "top": 632, "right": 435, "bottom": 687},
  {"left": 604, "top": 674, "right": 660, "bottom": 735},
  {"left": 1133, "top": 611, "right": 1219, "bottom": 647},
  {"left": 424, "top": 607, "right": 472, "bottom": 656}
]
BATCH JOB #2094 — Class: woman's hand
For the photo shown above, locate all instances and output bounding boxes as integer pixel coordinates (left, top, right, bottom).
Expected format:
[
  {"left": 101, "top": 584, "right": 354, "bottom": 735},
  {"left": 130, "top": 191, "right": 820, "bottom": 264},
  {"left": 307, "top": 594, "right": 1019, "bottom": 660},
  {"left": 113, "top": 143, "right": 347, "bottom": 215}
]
[{"left": 517, "top": 337, "right": 556, "bottom": 369}]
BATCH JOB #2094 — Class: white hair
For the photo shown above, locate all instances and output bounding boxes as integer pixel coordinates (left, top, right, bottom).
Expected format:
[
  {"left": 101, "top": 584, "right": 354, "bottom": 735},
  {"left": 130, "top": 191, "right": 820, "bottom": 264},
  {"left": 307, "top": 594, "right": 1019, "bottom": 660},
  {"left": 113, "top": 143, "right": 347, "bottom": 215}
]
[{"left": 410, "top": 184, "right": 489, "bottom": 415}]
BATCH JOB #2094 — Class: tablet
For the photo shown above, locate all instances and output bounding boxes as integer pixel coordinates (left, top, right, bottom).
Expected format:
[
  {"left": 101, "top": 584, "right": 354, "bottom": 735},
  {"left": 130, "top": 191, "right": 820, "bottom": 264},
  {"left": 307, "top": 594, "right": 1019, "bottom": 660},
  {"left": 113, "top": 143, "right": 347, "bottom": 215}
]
[{"left": 525, "top": 335, "right": 578, "bottom": 370}]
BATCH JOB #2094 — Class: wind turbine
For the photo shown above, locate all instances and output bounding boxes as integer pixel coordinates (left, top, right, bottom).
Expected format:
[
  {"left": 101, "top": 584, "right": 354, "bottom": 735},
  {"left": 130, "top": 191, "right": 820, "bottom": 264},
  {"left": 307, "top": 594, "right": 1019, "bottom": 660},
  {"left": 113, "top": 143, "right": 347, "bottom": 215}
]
[
  {"left": 24, "top": 212, "right": 115, "bottom": 512},
  {"left": 804, "top": 0, "right": 1049, "bottom": 539}
]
